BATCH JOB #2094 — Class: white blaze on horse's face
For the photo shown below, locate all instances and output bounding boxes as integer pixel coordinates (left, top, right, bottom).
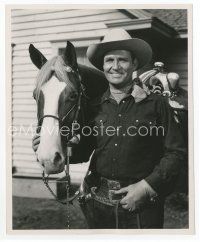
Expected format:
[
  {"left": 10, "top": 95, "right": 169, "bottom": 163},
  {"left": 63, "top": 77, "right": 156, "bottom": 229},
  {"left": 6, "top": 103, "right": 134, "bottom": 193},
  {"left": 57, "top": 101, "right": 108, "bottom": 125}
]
[{"left": 36, "top": 76, "right": 67, "bottom": 174}]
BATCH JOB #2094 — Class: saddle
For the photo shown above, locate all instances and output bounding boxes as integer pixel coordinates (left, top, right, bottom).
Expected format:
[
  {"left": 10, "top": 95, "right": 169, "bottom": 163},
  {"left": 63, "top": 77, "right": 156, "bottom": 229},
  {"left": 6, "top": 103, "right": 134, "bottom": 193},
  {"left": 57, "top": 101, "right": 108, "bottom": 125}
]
[
  {"left": 139, "top": 62, "right": 188, "bottom": 193},
  {"left": 139, "top": 62, "right": 188, "bottom": 111}
]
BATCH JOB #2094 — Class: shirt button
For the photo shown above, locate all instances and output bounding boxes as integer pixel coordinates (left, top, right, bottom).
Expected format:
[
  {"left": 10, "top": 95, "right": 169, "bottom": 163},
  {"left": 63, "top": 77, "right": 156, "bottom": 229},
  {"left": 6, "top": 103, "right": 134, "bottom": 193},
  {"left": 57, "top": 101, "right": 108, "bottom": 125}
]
[
  {"left": 136, "top": 119, "right": 139, "bottom": 122},
  {"left": 114, "top": 143, "right": 118, "bottom": 146},
  {"left": 118, "top": 114, "right": 122, "bottom": 117},
  {"left": 122, "top": 100, "right": 125, "bottom": 103},
  {"left": 149, "top": 121, "right": 152, "bottom": 125}
]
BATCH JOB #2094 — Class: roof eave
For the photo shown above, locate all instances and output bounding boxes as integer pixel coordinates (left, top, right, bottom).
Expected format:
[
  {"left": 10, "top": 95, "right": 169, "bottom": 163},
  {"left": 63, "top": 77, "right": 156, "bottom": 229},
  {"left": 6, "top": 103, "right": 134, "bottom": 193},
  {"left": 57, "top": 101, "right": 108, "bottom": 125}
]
[
  {"left": 106, "top": 18, "right": 153, "bottom": 31},
  {"left": 105, "top": 17, "right": 187, "bottom": 39}
]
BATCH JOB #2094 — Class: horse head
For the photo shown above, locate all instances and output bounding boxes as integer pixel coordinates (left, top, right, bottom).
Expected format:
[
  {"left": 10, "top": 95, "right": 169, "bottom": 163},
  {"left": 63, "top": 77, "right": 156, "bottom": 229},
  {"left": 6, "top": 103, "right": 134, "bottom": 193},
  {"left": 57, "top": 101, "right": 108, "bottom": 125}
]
[{"left": 29, "top": 41, "right": 83, "bottom": 175}]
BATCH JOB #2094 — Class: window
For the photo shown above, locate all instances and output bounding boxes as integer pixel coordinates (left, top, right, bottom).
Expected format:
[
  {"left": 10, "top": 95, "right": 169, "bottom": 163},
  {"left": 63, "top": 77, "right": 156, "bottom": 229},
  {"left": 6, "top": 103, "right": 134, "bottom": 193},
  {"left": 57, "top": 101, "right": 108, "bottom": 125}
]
[
  {"left": 52, "top": 39, "right": 101, "bottom": 69},
  {"left": 59, "top": 47, "right": 93, "bottom": 67}
]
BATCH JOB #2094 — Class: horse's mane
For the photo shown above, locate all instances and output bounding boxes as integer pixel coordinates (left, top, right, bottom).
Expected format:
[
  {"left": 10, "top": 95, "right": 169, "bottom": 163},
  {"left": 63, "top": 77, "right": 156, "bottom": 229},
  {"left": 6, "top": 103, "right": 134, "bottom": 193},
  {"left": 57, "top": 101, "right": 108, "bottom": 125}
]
[{"left": 35, "top": 56, "right": 76, "bottom": 101}]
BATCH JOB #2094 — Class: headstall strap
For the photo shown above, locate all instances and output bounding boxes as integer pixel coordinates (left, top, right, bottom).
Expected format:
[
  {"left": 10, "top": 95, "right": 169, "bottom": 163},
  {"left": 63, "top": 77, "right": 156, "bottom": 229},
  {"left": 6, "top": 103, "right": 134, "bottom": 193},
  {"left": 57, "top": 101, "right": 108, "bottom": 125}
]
[{"left": 39, "top": 65, "right": 85, "bottom": 229}]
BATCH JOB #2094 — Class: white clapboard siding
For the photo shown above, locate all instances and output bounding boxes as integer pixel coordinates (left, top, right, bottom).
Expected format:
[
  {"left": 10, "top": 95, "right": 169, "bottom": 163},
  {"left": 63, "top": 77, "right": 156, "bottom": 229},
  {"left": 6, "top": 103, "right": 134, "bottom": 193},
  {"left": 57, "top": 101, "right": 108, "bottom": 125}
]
[
  {"left": 13, "top": 55, "right": 52, "bottom": 65},
  {"left": 13, "top": 133, "right": 34, "bottom": 144},
  {"left": 13, "top": 92, "right": 33, "bottom": 99},
  {"left": 13, "top": 146, "right": 35, "bottom": 155},
  {"left": 12, "top": 9, "right": 116, "bottom": 24},
  {"left": 13, "top": 98, "right": 36, "bottom": 105},
  {"left": 13, "top": 104, "right": 36, "bottom": 112},
  {"left": 13, "top": 42, "right": 52, "bottom": 51},
  {"left": 13, "top": 48, "right": 52, "bottom": 57},
  {"left": 12, "top": 12, "right": 126, "bottom": 31},
  {"left": 12, "top": 28, "right": 108, "bottom": 44},
  {"left": 13, "top": 85, "right": 35, "bottom": 92},
  {"left": 13, "top": 64, "right": 38, "bottom": 72},
  {"left": 13, "top": 70, "right": 38, "bottom": 79},
  {"left": 13, "top": 153, "right": 36, "bottom": 162},
  {"left": 13, "top": 118, "right": 37, "bottom": 126},
  {"left": 13, "top": 138, "right": 33, "bottom": 148},
  {"left": 13, "top": 111, "right": 37, "bottom": 118},
  {"left": 11, "top": 9, "right": 71, "bottom": 17},
  {"left": 13, "top": 79, "right": 36, "bottom": 86},
  {"left": 12, "top": 22, "right": 106, "bottom": 38},
  {"left": 12, "top": 124, "right": 37, "bottom": 137}
]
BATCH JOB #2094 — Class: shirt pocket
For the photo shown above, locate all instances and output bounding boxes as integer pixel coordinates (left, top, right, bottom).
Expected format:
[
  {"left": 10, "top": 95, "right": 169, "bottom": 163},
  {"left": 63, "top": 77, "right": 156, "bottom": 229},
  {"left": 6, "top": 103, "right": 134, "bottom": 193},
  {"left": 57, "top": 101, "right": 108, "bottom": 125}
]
[
  {"left": 134, "top": 118, "right": 157, "bottom": 128},
  {"left": 133, "top": 118, "right": 158, "bottom": 137}
]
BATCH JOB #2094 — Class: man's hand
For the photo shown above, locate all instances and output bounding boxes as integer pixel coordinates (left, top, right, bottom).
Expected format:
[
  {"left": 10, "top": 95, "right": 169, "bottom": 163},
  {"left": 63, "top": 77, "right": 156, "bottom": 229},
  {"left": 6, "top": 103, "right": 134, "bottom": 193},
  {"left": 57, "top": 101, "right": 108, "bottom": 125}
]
[
  {"left": 114, "top": 179, "right": 157, "bottom": 212},
  {"left": 32, "top": 133, "right": 40, "bottom": 152}
]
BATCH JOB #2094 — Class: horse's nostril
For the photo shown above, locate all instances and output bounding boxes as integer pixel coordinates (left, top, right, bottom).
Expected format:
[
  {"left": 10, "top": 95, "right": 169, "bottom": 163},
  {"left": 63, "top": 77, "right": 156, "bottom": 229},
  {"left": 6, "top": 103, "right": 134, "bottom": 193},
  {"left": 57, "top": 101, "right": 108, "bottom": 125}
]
[{"left": 54, "top": 152, "right": 62, "bottom": 164}]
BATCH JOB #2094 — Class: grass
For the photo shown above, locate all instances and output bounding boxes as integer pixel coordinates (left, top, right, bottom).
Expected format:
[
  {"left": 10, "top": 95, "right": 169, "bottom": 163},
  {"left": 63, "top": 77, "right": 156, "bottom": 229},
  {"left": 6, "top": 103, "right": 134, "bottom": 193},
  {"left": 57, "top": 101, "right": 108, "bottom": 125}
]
[{"left": 12, "top": 192, "right": 188, "bottom": 230}]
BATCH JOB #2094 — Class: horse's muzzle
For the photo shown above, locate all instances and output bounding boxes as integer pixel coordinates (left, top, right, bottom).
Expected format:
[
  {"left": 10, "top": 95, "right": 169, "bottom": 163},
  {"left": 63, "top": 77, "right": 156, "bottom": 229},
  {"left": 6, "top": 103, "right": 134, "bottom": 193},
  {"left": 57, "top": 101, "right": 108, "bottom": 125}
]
[
  {"left": 37, "top": 150, "right": 65, "bottom": 174},
  {"left": 42, "top": 160, "right": 65, "bottom": 174}
]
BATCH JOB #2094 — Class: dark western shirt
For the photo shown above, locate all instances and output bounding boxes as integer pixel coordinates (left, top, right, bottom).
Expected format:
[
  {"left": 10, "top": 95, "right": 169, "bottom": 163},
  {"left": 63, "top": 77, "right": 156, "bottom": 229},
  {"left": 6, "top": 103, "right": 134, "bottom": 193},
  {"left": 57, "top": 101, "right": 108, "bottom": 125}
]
[{"left": 72, "top": 87, "right": 186, "bottom": 195}]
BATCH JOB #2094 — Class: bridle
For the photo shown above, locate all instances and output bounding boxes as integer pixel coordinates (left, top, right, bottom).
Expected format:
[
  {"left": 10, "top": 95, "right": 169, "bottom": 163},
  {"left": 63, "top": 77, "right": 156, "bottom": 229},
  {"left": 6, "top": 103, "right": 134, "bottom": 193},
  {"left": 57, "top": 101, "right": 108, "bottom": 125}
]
[{"left": 37, "top": 66, "right": 86, "bottom": 207}]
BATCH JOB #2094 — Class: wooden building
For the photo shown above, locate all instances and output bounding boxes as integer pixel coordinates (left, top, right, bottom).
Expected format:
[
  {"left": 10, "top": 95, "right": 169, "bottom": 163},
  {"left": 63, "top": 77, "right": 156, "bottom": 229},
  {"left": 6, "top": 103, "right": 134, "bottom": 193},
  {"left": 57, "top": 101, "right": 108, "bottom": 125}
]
[{"left": 11, "top": 8, "right": 188, "bottom": 197}]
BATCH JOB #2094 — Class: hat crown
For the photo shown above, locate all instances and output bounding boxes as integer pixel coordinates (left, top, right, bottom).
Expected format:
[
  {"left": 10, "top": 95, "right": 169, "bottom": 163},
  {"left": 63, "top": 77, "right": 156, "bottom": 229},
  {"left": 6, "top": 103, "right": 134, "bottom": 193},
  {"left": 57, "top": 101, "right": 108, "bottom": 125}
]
[
  {"left": 87, "top": 28, "right": 152, "bottom": 71},
  {"left": 102, "top": 28, "right": 132, "bottom": 43}
]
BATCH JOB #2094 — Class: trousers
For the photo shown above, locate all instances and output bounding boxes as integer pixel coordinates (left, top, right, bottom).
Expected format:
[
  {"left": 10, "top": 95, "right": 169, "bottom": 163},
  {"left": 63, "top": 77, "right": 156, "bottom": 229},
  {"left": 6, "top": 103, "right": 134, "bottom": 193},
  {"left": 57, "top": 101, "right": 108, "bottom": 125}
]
[{"left": 79, "top": 175, "right": 165, "bottom": 229}]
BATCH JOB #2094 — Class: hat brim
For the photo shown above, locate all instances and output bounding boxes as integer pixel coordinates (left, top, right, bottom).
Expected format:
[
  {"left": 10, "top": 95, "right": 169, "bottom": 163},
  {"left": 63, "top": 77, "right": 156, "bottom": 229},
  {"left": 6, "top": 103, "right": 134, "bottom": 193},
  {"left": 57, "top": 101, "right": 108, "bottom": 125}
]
[{"left": 87, "top": 38, "right": 152, "bottom": 71}]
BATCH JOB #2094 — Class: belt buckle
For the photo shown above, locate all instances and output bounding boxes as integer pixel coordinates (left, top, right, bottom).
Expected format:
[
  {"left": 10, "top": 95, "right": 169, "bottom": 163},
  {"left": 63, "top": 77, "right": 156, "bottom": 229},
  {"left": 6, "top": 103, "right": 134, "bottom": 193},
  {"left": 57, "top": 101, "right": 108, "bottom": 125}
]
[
  {"left": 108, "top": 190, "right": 124, "bottom": 203},
  {"left": 107, "top": 179, "right": 121, "bottom": 190},
  {"left": 107, "top": 180, "right": 122, "bottom": 203}
]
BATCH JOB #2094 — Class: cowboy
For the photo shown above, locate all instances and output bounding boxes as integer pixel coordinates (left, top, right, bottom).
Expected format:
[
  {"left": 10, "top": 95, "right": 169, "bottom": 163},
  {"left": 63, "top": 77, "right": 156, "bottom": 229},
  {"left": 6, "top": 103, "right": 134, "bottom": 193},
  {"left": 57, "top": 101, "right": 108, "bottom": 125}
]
[{"left": 33, "top": 28, "right": 186, "bottom": 229}]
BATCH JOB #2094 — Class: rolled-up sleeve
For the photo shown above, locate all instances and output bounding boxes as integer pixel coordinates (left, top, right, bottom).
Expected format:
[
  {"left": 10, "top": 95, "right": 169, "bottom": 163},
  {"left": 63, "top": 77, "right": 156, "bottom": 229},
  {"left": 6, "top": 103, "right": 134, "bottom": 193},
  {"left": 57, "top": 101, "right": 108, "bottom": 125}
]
[{"left": 145, "top": 97, "right": 187, "bottom": 196}]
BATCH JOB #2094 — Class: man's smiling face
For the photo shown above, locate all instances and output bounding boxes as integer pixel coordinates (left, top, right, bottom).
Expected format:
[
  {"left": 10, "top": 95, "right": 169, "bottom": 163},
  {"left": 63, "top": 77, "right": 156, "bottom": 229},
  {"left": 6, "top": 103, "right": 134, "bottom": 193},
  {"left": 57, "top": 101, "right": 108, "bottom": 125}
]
[{"left": 103, "top": 50, "right": 137, "bottom": 88}]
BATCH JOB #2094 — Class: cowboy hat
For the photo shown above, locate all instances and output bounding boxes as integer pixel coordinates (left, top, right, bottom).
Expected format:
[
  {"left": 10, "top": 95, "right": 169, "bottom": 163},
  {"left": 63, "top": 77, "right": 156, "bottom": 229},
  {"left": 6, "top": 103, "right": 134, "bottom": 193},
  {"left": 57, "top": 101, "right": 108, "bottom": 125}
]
[{"left": 87, "top": 28, "right": 152, "bottom": 71}]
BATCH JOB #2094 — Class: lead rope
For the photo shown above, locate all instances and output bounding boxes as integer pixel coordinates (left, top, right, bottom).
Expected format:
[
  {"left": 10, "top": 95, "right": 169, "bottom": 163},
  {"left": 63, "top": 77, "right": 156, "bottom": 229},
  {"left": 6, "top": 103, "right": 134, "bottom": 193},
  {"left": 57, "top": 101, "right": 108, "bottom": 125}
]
[
  {"left": 66, "top": 178, "right": 70, "bottom": 229},
  {"left": 66, "top": 143, "right": 72, "bottom": 229},
  {"left": 136, "top": 213, "right": 141, "bottom": 228},
  {"left": 114, "top": 201, "right": 120, "bottom": 228},
  {"left": 65, "top": 89, "right": 82, "bottom": 229},
  {"left": 114, "top": 203, "right": 141, "bottom": 229}
]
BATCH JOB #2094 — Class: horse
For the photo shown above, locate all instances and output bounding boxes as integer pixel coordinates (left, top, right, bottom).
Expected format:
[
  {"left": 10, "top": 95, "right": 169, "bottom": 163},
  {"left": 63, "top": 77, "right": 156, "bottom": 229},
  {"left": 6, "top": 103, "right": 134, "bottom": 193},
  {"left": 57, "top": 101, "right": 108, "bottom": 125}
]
[
  {"left": 139, "top": 62, "right": 188, "bottom": 193},
  {"left": 29, "top": 41, "right": 108, "bottom": 176}
]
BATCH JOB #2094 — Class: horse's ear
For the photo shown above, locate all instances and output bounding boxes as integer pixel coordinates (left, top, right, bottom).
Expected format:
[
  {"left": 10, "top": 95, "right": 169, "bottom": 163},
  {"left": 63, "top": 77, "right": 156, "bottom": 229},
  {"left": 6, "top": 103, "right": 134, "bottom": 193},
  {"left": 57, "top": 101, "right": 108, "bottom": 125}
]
[
  {"left": 63, "top": 41, "right": 78, "bottom": 70},
  {"left": 29, "top": 44, "right": 47, "bottom": 69}
]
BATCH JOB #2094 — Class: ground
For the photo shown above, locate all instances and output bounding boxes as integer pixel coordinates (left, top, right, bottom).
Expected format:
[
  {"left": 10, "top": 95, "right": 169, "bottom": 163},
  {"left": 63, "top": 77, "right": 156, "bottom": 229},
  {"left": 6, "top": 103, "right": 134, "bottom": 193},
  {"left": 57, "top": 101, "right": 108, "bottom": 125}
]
[{"left": 12, "top": 193, "right": 188, "bottom": 229}]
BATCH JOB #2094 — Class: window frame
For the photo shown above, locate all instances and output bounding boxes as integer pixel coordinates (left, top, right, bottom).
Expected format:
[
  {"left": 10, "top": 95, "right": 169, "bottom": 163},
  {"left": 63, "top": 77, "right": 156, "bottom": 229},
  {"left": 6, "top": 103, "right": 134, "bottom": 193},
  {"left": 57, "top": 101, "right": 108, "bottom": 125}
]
[{"left": 51, "top": 39, "right": 101, "bottom": 67}]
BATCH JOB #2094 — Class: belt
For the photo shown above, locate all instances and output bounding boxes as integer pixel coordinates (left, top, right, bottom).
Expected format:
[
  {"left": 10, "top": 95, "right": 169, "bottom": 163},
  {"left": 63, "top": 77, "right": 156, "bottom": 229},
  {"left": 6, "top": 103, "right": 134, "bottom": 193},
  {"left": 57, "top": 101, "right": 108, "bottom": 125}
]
[
  {"left": 90, "top": 177, "right": 132, "bottom": 206},
  {"left": 89, "top": 177, "right": 142, "bottom": 228},
  {"left": 79, "top": 176, "right": 141, "bottom": 228}
]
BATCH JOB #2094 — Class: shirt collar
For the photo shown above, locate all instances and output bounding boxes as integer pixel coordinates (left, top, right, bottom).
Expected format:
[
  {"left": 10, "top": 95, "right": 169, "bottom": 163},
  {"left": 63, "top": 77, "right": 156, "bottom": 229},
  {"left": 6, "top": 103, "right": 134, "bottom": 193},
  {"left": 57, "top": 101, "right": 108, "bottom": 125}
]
[
  {"left": 101, "top": 83, "right": 151, "bottom": 104},
  {"left": 101, "top": 88, "right": 111, "bottom": 103},
  {"left": 131, "top": 83, "right": 151, "bottom": 103}
]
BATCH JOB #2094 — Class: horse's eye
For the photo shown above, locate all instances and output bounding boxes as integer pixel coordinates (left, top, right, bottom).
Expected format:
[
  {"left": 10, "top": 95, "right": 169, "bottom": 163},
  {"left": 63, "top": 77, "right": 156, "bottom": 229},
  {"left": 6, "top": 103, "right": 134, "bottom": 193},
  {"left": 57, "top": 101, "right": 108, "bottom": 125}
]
[{"left": 69, "top": 93, "right": 78, "bottom": 101}]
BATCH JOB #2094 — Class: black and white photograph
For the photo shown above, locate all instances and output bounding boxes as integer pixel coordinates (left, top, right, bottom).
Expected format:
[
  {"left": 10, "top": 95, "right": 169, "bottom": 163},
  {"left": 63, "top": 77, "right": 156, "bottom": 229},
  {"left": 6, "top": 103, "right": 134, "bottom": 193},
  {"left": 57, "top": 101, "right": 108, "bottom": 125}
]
[{"left": 6, "top": 5, "right": 193, "bottom": 232}]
